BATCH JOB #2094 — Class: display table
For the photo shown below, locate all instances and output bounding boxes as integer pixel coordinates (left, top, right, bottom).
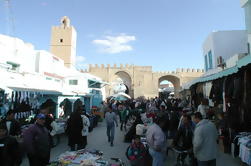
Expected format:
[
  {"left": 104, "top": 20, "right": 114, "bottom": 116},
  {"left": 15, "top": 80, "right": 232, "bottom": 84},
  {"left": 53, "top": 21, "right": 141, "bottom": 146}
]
[{"left": 49, "top": 149, "right": 109, "bottom": 166}]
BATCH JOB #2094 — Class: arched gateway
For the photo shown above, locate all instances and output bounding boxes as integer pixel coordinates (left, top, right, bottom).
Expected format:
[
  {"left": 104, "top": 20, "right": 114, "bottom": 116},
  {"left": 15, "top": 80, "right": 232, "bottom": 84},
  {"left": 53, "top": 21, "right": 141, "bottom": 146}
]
[{"left": 88, "top": 64, "right": 204, "bottom": 98}]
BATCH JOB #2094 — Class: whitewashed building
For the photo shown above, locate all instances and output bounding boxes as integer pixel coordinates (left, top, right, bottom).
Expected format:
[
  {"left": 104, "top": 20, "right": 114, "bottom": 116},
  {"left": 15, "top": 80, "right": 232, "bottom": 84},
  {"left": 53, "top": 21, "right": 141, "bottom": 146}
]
[
  {"left": 0, "top": 34, "right": 106, "bottom": 117},
  {"left": 203, "top": 30, "right": 248, "bottom": 73}
]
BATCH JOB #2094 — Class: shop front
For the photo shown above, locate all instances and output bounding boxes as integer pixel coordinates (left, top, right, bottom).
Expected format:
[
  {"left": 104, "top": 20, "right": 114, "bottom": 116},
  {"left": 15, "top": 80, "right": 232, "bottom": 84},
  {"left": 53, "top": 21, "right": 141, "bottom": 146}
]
[{"left": 188, "top": 58, "right": 251, "bottom": 165}]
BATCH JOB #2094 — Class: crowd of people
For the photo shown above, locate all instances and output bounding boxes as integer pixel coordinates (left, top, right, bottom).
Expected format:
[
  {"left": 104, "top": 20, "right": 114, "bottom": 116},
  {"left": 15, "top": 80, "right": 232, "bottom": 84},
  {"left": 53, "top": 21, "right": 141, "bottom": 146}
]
[
  {"left": 102, "top": 97, "right": 218, "bottom": 166},
  {"left": 0, "top": 95, "right": 220, "bottom": 166}
]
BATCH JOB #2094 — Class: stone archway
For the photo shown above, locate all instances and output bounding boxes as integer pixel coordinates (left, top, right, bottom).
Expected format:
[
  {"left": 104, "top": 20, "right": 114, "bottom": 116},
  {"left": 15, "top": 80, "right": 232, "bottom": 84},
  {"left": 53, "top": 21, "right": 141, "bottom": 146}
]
[
  {"left": 111, "top": 71, "right": 133, "bottom": 97},
  {"left": 158, "top": 75, "right": 181, "bottom": 97}
]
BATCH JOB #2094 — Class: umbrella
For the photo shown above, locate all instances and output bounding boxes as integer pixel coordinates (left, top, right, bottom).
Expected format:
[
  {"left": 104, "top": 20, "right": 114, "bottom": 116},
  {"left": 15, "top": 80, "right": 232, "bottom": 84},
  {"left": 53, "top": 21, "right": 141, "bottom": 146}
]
[
  {"left": 112, "top": 95, "right": 129, "bottom": 101},
  {"left": 117, "top": 92, "right": 131, "bottom": 99},
  {"left": 110, "top": 92, "right": 131, "bottom": 101}
]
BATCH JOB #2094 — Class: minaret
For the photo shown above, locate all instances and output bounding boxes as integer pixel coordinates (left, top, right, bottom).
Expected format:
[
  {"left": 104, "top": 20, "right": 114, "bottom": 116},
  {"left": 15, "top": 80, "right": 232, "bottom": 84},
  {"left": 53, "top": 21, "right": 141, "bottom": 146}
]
[{"left": 50, "top": 16, "right": 77, "bottom": 68}]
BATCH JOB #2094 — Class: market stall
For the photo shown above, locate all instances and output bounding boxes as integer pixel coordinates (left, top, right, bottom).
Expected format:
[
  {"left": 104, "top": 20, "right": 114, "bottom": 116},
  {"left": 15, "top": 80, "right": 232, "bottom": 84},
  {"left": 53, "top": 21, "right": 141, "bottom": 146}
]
[{"left": 188, "top": 62, "right": 251, "bottom": 165}]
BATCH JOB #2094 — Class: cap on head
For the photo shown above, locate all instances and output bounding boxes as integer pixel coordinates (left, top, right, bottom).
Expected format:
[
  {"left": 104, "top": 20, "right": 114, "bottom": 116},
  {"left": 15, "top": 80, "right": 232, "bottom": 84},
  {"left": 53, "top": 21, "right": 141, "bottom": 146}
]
[{"left": 36, "top": 113, "right": 46, "bottom": 120}]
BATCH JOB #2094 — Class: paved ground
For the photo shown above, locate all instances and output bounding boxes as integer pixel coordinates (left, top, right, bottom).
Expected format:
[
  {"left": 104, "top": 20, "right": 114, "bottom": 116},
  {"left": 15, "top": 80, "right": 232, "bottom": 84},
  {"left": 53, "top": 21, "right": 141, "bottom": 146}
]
[{"left": 21, "top": 120, "right": 245, "bottom": 166}]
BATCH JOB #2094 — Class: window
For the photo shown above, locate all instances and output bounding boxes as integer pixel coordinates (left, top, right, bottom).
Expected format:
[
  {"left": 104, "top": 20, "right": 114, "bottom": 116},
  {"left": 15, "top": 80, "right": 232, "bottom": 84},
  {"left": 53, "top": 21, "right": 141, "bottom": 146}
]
[
  {"left": 60, "top": 39, "right": 63, "bottom": 43},
  {"left": 46, "top": 77, "right": 52, "bottom": 80},
  {"left": 204, "top": 55, "right": 208, "bottom": 71},
  {"left": 55, "top": 79, "right": 60, "bottom": 82},
  {"left": 88, "top": 80, "right": 101, "bottom": 88},
  {"left": 69, "top": 80, "right": 78, "bottom": 85},
  {"left": 208, "top": 50, "right": 213, "bottom": 69}
]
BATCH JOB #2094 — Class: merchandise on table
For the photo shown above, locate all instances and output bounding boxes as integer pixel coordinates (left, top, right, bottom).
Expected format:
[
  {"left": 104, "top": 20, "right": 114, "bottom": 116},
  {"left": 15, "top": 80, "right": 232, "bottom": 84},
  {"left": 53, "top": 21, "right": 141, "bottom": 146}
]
[
  {"left": 51, "top": 149, "right": 109, "bottom": 166},
  {"left": 238, "top": 135, "right": 251, "bottom": 166}
]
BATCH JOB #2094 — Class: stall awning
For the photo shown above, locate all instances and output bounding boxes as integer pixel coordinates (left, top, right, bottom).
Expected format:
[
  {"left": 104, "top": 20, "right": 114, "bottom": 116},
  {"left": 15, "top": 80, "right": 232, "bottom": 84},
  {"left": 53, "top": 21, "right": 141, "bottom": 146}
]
[
  {"left": 88, "top": 78, "right": 109, "bottom": 85},
  {"left": 88, "top": 78, "right": 109, "bottom": 89},
  {"left": 8, "top": 87, "right": 62, "bottom": 95},
  {"left": 188, "top": 55, "right": 251, "bottom": 88},
  {"left": 237, "top": 54, "right": 251, "bottom": 68}
]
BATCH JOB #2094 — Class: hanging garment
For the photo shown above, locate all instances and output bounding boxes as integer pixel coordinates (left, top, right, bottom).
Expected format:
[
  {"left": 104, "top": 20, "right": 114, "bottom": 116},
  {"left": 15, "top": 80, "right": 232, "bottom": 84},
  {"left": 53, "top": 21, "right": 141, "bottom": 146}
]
[
  {"left": 233, "top": 76, "right": 243, "bottom": 102},
  {"left": 16, "top": 92, "right": 19, "bottom": 103},
  {"left": 227, "top": 101, "right": 241, "bottom": 130},
  {"left": 225, "top": 76, "right": 234, "bottom": 99},
  {"left": 12, "top": 91, "right": 14, "bottom": 102},
  {"left": 222, "top": 78, "right": 227, "bottom": 112},
  {"left": 21, "top": 92, "right": 25, "bottom": 103},
  {"left": 18, "top": 91, "right": 21, "bottom": 103}
]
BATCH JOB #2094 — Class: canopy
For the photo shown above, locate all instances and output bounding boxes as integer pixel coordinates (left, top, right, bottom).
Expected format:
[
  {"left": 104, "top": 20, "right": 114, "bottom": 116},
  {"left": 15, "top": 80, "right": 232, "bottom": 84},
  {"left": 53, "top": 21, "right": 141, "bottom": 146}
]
[
  {"left": 110, "top": 92, "right": 131, "bottom": 101},
  {"left": 8, "top": 87, "right": 62, "bottom": 95},
  {"left": 185, "top": 55, "right": 251, "bottom": 89}
]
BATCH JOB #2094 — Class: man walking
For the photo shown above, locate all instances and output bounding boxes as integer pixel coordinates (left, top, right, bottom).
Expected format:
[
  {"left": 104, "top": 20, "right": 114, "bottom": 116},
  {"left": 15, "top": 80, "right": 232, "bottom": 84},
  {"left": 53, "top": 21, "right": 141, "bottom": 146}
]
[
  {"left": 193, "top": 112, "right": 218, "bottom": 166},
  {"left": 105, "top": 105, "right": 118, "bottom": 146},
  {"left": 146, "top": 114, "right": 167, "bottom": 166},
  {"left": 120, "top": 104, "right": 128, "bottom": 131}
]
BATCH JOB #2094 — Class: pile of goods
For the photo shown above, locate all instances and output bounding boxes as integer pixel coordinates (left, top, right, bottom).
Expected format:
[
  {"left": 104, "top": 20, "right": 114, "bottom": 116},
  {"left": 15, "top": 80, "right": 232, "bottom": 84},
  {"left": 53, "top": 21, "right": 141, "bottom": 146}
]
[{"left": 49, "top": 149, "right": 109, "bottom": 166}]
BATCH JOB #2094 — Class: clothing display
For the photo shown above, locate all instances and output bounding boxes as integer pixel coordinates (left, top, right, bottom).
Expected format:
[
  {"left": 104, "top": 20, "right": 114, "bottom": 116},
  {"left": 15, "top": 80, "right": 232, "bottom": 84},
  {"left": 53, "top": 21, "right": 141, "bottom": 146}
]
[{"left": 238, "top": 134, "right": 251, "bottom": 166}]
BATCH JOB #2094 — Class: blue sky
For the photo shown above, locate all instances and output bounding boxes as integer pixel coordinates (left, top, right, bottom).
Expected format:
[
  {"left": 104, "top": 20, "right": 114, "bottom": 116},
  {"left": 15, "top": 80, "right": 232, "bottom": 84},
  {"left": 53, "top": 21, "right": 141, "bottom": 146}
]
[{"left": 0, "top": 0, "right": 246, "bottom": 71}]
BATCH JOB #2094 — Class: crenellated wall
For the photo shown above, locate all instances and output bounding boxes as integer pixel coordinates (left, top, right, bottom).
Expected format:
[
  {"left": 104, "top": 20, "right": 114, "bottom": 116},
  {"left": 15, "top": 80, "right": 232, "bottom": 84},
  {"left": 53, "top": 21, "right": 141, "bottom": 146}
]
[
  {"left": 88, "top": 64, "right": 152, "bottom": 72},
  {"left": 88, "top": 64, "right": 204, "bottom": 98}
]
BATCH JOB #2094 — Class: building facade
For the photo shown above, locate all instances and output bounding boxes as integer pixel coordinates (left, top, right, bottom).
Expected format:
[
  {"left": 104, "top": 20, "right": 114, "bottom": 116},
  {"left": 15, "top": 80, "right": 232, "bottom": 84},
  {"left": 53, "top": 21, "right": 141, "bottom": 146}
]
[
  {"left": 203, "top": 31, "right": 248, "bottom": 72},
  {"left": 241, "top": 0, "right": 251, "bottom": 54}
]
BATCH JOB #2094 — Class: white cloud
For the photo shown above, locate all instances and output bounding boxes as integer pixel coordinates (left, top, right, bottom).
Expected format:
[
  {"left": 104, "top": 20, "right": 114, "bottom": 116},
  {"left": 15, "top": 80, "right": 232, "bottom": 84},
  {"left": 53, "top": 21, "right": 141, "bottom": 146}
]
[
  {"left": 76, "top": 55, "right": 85, "bottom": 63},
  {"left": 76, "top": 55, "right": 87, "bottom": 69},
  {"left": 92, "top": 34, "right": 136, "bottom": 54},
  {"left": 41, "top": 2, "right": 48, "bottom": 6}
]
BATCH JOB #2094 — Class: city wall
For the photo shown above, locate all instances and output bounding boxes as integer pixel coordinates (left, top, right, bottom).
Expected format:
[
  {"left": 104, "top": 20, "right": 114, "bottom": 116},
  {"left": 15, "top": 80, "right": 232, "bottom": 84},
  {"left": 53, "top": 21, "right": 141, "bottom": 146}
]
[{"left": 86, "top": 64, "right": 204, "bottom": 98}]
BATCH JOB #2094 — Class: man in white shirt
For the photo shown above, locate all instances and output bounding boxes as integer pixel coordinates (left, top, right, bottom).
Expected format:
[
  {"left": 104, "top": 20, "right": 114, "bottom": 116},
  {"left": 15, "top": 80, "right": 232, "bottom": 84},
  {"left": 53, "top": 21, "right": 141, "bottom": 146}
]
[
  {"left": 193, "top": 112, "right": 218, "bottom": 166},
  {"left": 197, "top": 99, "right": 209, "bottom": 119},
  {"left": 146, "top": 114, "right": 167, "bottom": 166}
]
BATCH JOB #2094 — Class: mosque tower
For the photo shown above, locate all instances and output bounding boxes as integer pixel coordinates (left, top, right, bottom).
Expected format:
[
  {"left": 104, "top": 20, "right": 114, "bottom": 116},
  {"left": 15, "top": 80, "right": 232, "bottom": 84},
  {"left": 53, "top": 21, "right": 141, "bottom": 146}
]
[{"left": 50, "top": 16, "right": 77, "bottom": 68}]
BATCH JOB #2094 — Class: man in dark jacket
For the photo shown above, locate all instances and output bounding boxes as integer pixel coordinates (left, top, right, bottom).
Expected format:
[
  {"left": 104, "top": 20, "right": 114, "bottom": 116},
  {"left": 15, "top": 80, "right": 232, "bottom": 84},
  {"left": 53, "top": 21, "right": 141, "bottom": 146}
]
[
  {"left": 168, "top": 109, "right": 180, "bottom": 139},
  {"left": 39, "top": 104, "right": 55, "bottom": 146},
  {"left": 65, "top": 99, "right": 84, "bottom": 150},
  {"left": 23, "top": 113, "right": 51, "bottom": 166},
  {"left": 172, "top": 114, "right": 195, "bottom": 165},
  {"left": 2, "top": 110, "right": 21, "bottom": 136},
  {"left": 0, "top": 122, "right": 22, "bottom": 166}
]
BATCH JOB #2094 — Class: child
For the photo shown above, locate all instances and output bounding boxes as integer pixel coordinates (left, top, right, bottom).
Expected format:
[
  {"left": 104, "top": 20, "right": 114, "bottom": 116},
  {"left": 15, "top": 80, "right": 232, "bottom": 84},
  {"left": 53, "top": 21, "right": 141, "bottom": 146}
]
[{"left": 127, "top": 135, "right": 146, "bottom": 166}]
